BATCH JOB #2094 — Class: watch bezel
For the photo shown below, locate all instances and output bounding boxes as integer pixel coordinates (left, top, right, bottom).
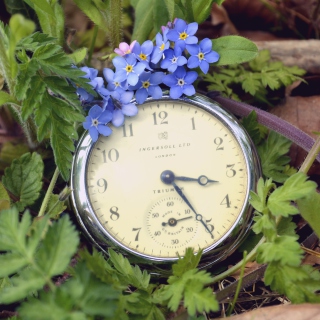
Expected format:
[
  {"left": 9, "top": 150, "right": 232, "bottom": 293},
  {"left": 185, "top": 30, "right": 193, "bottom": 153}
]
[{"left": 70, "top": 93, "right": 261, "bottom": 269}]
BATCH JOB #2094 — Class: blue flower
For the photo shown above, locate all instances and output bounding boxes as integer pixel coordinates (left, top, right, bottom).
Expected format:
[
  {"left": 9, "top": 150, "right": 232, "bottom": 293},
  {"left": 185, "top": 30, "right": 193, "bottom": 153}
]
[
  {"left": 80, "top": 66, "right": 104, "bottom": 90},
  {"left": 162, "top": 66, "right": 198, "bottom": 99},
  {"left": 130, "top": 71, "right": 164, "bottom": 104},
  {"left": 83, "top": 104, "right": 113, "bottom": 142},
  {"left": 151, "top": 29, "right": 170, "bottom": 64},
  {"left": 186, "top": 38, "right": 220, "bottom": 74},
  {"left": 161, "top": 46, "right": 187, "bottom": 73},
  {"left": 112, "top": 54, "right": 145, "bottom": 86},
  {"left": 104, "top": 90, "right": 138, "bottom": 127},
  {"left": 166, "top": 19, "right": 198, "bottom": 50},
  {"left": 103, "top": 68, "right": 127, "bottom": 92},
  {"left": 132, "top": 40, "right": 153, "bottom": 69}
]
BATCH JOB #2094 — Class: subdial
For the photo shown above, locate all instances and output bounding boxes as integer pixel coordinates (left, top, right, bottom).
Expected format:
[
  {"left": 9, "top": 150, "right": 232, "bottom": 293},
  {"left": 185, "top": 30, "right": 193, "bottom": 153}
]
[{"left": 146, "top": 197, "right": 199, "bottom": 249}]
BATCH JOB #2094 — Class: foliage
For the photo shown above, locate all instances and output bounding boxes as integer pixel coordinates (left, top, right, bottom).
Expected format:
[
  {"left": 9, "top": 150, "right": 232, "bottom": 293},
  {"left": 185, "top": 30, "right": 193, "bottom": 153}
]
[
  {"left": 204, "top": 49, "right": 306, "bottom": 105},
  {"left": 0, "top": 1, "right": 320, "bottom": 319}
]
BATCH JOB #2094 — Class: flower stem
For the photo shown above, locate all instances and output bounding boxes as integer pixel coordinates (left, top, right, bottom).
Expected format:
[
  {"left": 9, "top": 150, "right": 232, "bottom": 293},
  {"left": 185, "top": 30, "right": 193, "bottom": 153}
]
[
  {"left": 298, "top": 135, "right": 320, "bottom": 174},
  {"left": 38, "top": 167, "right": 60, "bottom": 217}
]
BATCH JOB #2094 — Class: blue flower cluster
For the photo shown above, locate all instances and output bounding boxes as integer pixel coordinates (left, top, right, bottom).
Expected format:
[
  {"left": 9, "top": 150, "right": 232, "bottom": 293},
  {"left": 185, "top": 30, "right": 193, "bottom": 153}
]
[{"left": 81, "top": 18, "right": 220, "bottom": 142}]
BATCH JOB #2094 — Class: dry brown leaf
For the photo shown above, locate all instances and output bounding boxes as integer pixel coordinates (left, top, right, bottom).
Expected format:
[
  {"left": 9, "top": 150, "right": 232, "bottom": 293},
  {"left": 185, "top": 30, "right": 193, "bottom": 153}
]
[{"left": 229, "top": 261, "right": 263, "bottom": 280}]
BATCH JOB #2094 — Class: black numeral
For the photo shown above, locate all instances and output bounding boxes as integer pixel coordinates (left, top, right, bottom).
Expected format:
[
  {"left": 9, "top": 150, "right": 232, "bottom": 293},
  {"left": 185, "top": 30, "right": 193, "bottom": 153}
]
[
  {"left": 171, "top": 239, "right": 179, "bottom": 244},
  {"left": 102, "top": 148, "right": 119, "bottom": 163},
  {"left": 122, "top": 123, "right": 133, "bottom": 137},
  {"left": 152, "top": 213, "right": 159, "bottom": 218},
  {"left": 186, "top": 227, "right": 193, "bottom": 232},
  {"left": 154, "top": 231, "right": 161, "bottom": 236},
  {"left": 110, "top": 206, "right": 120, "bottom": 221},
  {"left": 132, "top": 227, "right": 142, "bottom": 241},
  {"left": 167, "top": 201, "right": 174, "bottom": 207},
  {"left": 220, "top": 194, "right": 231, "bottom": 208},
  {"left": 214, "top": 137, "right": 224, "bottom": 150},
  {"left": 205, "top": 218, "right": 214, "bottom": 233},
  {"left": 153, "top": 111, "right": 168, "bottom": 125},
  {"left": 226, "top": 164, "right": 236, "bottom": 177},
  {"left": 97, "top": 178, "right": 107, "bottom": 193}
]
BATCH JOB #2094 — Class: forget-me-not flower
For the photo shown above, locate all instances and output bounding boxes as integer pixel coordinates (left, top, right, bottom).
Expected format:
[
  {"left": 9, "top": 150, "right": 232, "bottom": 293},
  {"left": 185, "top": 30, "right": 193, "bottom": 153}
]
[
  {"left": 104, "top": 90, "right": 138, "bottom": 127},
  {"left": 161, "top": 46, "right": 187, "bottom": 73},
  {"left": 114, "top": 40, "right": 137, "bottom": 56},
  {"left": 166, "top": 19, "right": 198, "bottom": 50},
  {"left": 186, "top": 38, "right": 220, "bottom": 74},
  {"left": 103, "top": 68, "right": 127, "bottom": 92},
  {"left": 83, "top": 105, "right": 113, "bottom": 142},
  {"left": 151, "top": 29, "right": 170, "bottom": 64},
  {"left": 162, "top": 66, "right": 198, "bottom": 99},
  {"left": 130, "top": 71, "right": 164, "bottom": 104},
  {"left": 132, "top": 40, "right": 153, "bottom": 69},
  {"left": 113, "top": 54, "right": 145, "bottom": 86}
]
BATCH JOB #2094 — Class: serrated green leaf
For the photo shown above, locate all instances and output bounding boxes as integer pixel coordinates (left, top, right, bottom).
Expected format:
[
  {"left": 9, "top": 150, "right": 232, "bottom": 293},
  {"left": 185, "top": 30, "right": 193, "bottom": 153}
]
[
  {"left": 172, "top": 248, "right": 202, "bottom": 277},
  {"left": 16, "top": 32, "right": 56, "bottom": 52},
  {"left": 0, "top": 90, "right": 19, "bottom": 106},
  {"left": 248, "top": 49, "right": 270, "bottom": 71},
  {"left": 14, "top": 59, "right": 39, "bottom": 100},
  {"left": 184, "top": 282, "right": 218, "bottom": 316},
  {"left": 257, "top": 235, "right": 302, "bottom": 265},
  {"left": 252, "top": 214, "right": 276, "bottom": 238},
  {"left": 239, "top": 71, "right": 261, "bottom": 95},
  {"left": 0, "top": 253, "right": 28, "bottom": 278},
  {"left": 257, "top": 131, "right": 292, "bottom": 183},
  {"left": 297, "top": 190, "right": 320, "bottom": 238},
  {"left": 212, "top": 36, "right": 258, "bottom": 66},
  {"left": 108, "top": 249, "right": 150, "bottom": 290},
  {"left": 2, "top": 152, "right": 43, "bottom": 211},
  {"left": 260, "top": 69, "right": 280, "bottom": 90},
  {"left": 36, "top": 215, "right": 79, "bottom": 276},
  {"left": 0, "top": 182, "right": 10, "bottom": 210},
  {"left": 21, "top": 74, "right": 46, "bottom": 120},
  {"left": 268, "top": 172, "right": 316, "bottom": 217}
]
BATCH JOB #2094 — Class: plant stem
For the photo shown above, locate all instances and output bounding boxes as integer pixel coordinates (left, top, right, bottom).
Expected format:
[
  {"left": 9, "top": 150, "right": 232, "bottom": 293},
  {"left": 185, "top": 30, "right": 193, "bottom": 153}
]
[
  {"left": 38, "top": 167, "right": 60, "bottom": 217},
  {"left": 87, "top": 25, "right": 99, "bottom": 66},
  {"left": 209, "top": 236, "right": 265, "bottom": 285},
  {"left": 226, "top": 251, "right": 247, "bottom": 317},
  {"left": 299, "top": 135, "right": 320, "bottom": 174}
]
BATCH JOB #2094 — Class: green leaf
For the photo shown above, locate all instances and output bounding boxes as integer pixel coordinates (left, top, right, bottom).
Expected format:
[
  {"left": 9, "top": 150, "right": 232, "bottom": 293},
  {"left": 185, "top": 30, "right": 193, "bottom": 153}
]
[
  {"left": 9, "top": 13, "right": 36, "bottom": 44},
  {"left": 46, "top": 194, "right": 67, "bottom": 218},
  {"left": 2, "top": 152, "right": 43, "bottom": 211},
  {"left": 257, "top": 131, "right": 292, "bottom": 183},
  {"left": 0, "top": 90, "right": 19, "bottom": 106},
  {"left": 239, "top": 71, "right": 261, "bottom": 95},
  {"left": 172, "top": 248, "right": 202, "bottom": 277},
  {"left": 0, "top": 141, "right": 29, "bottom": 171},
  {"left": 297, "top": 190, "right": 320, "bottom": 238},
  {"left": 163, "top": 0, "right": 175, "bottom": 21},
  {"left": 162, "top": 268, "right": 218, "bottom": 315},
  {"left": 268, "top": 172, "right": 316, "bottom": 217},
  {"left": 252, "top": 214, "right": 276, "bottom": 238},
  {"left": 249, "top": 178, "right": 275, "bottom": 213},
  {"left": 17, "top": 32, "right": 56, "bottom": 52},
  {"left": 68, "top": 47, "right": 88, "bottom": 64},
  {"left": 190, "top": 0, "right": 216, "bottom": 23},
  {"left": 241, "top": 111, "right": 268, "bottom": 145},
  {"left": 257, "top": 235, "right": 302, "bottom": 265},
  {"left": 131, "top": 0, "right": 154, "bottom": 42},
  {"left": 21, "top": 74, "right": 46, "bottom": 120},
  {"left": 0, "top": 182, "right": 10, "bottom": 210},
  {"left": 153, "top": 0, "right": 170, "bottom": 33},
  {"left": 108, "top": 249, "right": 150, "bottom": 290},
  {"left": 212, "top": 36, "right": 258, "bottom": 66},
  {"left": 36, "top": 215, "right": 79, "bottom": 276}
]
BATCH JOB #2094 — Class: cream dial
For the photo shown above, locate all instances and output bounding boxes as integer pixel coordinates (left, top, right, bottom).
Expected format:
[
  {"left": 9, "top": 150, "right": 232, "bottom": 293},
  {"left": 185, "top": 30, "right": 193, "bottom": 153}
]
[{"left": 83, "top": 98, "right": 251, "bottom": 261}]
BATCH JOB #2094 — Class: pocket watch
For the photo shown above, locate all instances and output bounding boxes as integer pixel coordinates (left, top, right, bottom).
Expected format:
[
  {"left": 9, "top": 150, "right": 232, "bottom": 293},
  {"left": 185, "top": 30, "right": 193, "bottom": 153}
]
[{"left": 70, "top": 93, "right": 260, "bottom": 271}]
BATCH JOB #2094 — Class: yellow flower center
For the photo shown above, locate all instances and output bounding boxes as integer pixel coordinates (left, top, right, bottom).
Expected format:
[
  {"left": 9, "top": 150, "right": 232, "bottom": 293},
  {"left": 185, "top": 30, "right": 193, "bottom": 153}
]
[
  {"left": 142, "top": 81, "right": 150, "bottom": 88},
  {"left": 125, "top": 65, "right": 133, "bottom": 73},
  {"left": 125, "top": 49, "right": 132, "bottom": 54},
  {"left": 114, "top": 81, "right": 120, "bottom": 87},
  {"left": 160, "top": 43, "right": 165, "bottom": 51},
  {"left": 179, "top": 32, "right": 188, "bottom": 40},
  {"left": 139, "top": 53, "right": 147, "bottom": 60},
  {"left": 198, "top": 52, "right": 205, "bottom": 60}
]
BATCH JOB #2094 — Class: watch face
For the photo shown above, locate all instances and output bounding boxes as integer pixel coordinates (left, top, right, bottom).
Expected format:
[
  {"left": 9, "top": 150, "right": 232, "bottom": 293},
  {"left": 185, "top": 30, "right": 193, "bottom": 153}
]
[{"left": 71, "top": 94, "right": 259, "bottom": 264}]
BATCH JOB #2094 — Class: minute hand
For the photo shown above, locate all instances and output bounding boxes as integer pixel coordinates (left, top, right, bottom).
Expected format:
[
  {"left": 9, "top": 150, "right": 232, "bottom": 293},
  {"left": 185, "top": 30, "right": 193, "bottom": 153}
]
[
  {"left": 171, "top": 181, "right": 214, "bottom": 238},
  {"left": 175, "top": 175, "right": 218, "bottom": 186}
]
